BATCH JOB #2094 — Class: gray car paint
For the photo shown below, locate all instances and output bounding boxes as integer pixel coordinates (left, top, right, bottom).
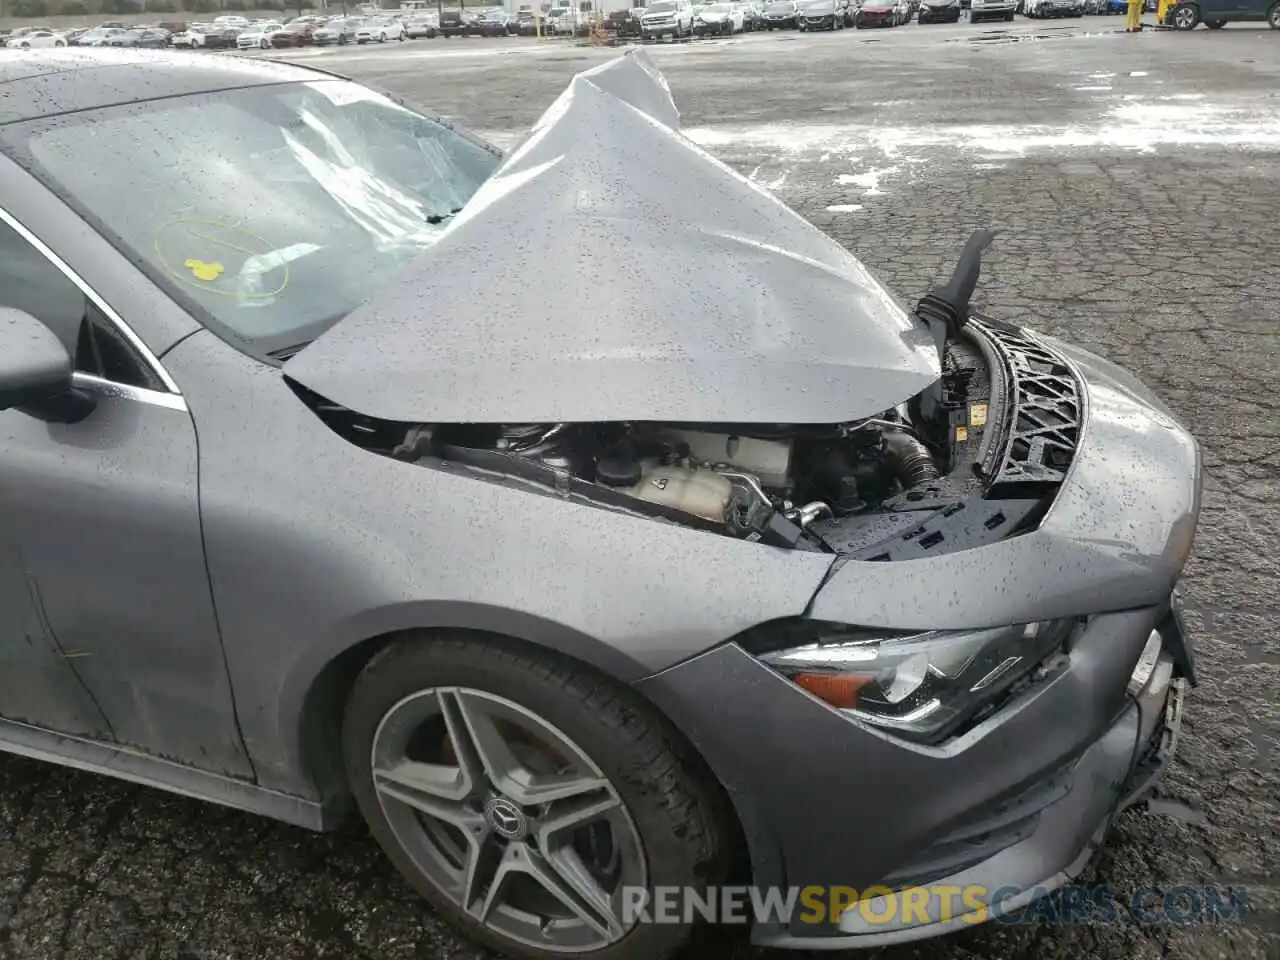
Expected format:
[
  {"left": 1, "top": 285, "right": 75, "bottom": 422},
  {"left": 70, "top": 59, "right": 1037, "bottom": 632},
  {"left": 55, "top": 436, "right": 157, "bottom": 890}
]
[
  {"left": 0, "top": 51, "right": 1199, "bottom": 943},
  {"left": 636, "top": 606, "right": 1162, "bottom": 930},
  {"left": 159, "top": 327, "right": 833, "bottom": 797},
  {"left": 284, "top": 50, "right": 940, "bottom": 424},
  {"left": 807, "top": 331, "right": 1202, "bottom": 629}
]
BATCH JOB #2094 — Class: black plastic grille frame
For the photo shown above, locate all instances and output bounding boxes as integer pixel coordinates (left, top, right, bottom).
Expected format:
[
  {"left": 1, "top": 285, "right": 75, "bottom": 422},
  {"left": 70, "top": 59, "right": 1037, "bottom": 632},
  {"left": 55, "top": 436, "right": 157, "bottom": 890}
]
[{"left": 975, "top": 321, "right": 1084, "bottom": 485}]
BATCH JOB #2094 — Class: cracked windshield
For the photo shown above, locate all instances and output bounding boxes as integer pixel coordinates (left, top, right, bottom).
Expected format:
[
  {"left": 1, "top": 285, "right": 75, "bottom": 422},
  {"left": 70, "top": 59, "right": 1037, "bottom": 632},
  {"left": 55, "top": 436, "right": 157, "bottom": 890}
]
[{"left": 22, "top": 79, "right": 500, "bottom": 349}]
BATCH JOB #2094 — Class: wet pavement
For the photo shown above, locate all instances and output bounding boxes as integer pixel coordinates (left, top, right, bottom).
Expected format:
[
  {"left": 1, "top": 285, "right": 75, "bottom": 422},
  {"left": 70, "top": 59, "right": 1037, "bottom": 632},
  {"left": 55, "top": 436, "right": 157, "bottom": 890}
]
[{"left": 2, "top": 19, "right": 1279, "bottom": 960}]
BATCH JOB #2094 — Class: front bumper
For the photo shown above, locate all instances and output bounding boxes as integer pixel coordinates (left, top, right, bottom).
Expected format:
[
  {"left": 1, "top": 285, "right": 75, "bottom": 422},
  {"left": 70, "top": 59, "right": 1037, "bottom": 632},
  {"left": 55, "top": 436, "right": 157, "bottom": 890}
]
[{"left": 635, "top": 325, "right": 1201, "bottom": 947}]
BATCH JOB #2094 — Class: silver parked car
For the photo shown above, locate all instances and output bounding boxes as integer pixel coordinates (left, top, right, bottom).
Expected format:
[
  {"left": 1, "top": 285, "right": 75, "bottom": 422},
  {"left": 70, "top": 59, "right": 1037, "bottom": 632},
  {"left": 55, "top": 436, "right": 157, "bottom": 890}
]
[{"left": 0, "top": 48, "right": 1199, "bottom": 960}]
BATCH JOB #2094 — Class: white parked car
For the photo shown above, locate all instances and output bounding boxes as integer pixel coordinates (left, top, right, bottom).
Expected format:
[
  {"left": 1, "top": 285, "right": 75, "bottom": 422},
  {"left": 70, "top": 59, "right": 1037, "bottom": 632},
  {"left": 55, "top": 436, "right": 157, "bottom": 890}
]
[
  {"left": 5, "top": 30, "right": 67, "bottom": 48},
  {"left": 356, "top": 16, "right": 408, "bottom": 40},
  {"left": 171, "top": 28, "right": 206, "bottom": 47},
  {"left": 693, "top": 1, "right": 746, "bottom": 31},
  {"left": 237, "top": 22, "right": 284, "bottom": 48},
  {"left": 640, "top": 0, "right": 696, "bottom": 35},
  {"left": 404, "top": 12, "right": 438, "bottom": 35}
]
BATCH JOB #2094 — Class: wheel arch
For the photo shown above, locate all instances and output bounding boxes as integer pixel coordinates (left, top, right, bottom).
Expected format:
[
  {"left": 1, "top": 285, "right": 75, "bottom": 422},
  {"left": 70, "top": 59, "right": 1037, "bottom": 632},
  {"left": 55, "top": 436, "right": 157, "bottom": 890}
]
[
  {"left": 289, "top": 611, "right": 756, "bottom": 887},
  {"left": 286, "top": 603, "right": 664, "bottom": 818}
]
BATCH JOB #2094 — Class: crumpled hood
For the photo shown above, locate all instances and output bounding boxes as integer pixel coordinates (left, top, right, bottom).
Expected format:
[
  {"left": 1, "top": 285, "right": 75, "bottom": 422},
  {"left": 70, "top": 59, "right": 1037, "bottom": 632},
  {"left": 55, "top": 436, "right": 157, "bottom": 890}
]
[{"left": 285, "top": 49, "right": 939, "bottom": 424}]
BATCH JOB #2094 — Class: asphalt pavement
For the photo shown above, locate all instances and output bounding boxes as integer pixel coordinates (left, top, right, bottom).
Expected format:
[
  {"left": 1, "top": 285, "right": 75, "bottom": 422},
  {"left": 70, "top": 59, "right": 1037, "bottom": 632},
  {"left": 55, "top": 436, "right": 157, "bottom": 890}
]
[{"left": 2, "top": 18, "right": 1278, "bottom": 960}]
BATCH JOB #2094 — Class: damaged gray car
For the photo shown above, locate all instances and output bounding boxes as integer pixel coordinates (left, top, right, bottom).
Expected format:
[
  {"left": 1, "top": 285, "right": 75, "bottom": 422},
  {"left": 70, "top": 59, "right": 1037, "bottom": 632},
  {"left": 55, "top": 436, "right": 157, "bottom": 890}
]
[{"left": 0, "top": 48, "right": 1200, "bottom": 959}]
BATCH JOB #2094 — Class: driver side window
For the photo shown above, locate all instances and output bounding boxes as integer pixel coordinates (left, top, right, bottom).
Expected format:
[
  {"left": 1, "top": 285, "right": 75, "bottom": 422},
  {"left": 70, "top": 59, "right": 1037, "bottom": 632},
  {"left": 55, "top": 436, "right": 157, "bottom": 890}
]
[{"left": 0, "top": 217, "right": 160, "bottom": 391}]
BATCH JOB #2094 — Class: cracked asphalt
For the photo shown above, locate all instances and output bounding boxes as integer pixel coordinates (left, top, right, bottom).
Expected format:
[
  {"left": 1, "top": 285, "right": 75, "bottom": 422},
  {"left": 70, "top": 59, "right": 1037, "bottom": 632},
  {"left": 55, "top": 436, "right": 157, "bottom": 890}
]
[{"left": 2, "top": 19, "right": 1279, "bottom": 960}]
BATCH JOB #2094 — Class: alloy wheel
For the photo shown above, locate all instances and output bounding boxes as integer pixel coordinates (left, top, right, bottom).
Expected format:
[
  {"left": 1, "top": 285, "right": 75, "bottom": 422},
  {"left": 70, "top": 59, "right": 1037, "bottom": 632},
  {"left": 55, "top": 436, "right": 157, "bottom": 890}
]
[
  {"left": 1174, "top": 4, "right": 1197, "bottom": 25},
  {"left": 371, "top": 687, "right": 647, "bottom": 952}
]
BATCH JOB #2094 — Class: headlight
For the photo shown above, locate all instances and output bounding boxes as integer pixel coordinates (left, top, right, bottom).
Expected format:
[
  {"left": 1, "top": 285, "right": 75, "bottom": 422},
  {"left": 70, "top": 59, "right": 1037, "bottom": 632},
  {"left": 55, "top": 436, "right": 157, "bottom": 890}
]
[{"left": 754, "top": 618, "right": 1074, "bottom": 742}]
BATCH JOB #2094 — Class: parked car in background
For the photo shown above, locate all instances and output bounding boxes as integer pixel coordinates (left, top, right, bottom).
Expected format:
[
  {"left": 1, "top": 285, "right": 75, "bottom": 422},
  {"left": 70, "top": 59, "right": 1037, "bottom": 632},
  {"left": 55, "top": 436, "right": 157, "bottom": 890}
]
[
  {"left": 356, "top": 16, "right": 408, "bottom": 41},
  {"left": 1026, "top": 0, "right": 1083, "bottom": 16},
  {"left": 270, "top": 22, "right": 317, "bottom": 45},
  {"left": 545, "top": 6, "right": 580, "bottom": 33},
  {"left": 105, "top": 28, "right": 171, "bottom": 48},
  {"left": 472, "top": 9, "right": 514, "bottom": 35},
  {"left": 1168, "top": 0, "right": 1280, "bottom": 27},
  {"left": 313, "top": 18, "right": 362, "bottom": 43},
  {"left": 762, "top": 0, "right": 801, "bottom": 25},
  {"left": 971, "top": 0, "right": 1016, "bottom": 19},
  {"left": 438, "top": 7, "right": 472, "bottom": 34},
  {"left": 740, "top": 0, "right": 767, "bottom": 27},
  {"left": 71, "top": 26, "right": 128, "bottom": 46},
  {"left": 917, "top": 0, "right": 961, "bottom": 20},
  {"left": 171, "top": 27, "right": 206, "bottom": 48},
  {"left": 641, "top": 0, "right": 696, "bottom": 36},
  {"left": 405, "top": 13, "right": 439, "bottom": 35},
  {"left": 854, "top": 0, "right": 907, "bottom": 25},
  {"left": 199, "top": 23, "right": 245, "bottom": 48},
  {"left": 606, "top": 6, "right": 646, "bottom": 33},
  {"left": 798, "top": 0, "right": 852, "bottom": 27},
  {"left": 693, "top": 1, "right": 746, "bottom": 32},
  {"left": 4, "top": 30, "right": 67, "bottom": 48},
  {"left": 237, "top": 22, "right": 284, "bottom": 48}
]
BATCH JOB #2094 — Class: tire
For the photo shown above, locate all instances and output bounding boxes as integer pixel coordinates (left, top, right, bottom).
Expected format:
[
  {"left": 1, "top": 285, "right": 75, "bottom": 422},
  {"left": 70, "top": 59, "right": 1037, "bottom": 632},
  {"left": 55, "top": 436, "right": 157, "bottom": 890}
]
[
  {"left": 1205, "top": 17, "right": 1225, "bottom": 25},
  {"left": 1173, "top": 3, "right": 1199, "bottom": 25},
  {"left": 1268, "top": 0, "right": 1279, "bottom": 27},
  {"left": 343, "top": 634, "right": 732, "bottom": 960}
]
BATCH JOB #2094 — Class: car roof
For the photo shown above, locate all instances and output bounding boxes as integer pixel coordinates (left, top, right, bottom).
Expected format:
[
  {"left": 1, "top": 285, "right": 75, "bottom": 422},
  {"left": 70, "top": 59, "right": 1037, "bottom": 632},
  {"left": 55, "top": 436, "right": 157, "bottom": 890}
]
[{"left": 0, "top": 48, "right": 324, "bottom": 127}]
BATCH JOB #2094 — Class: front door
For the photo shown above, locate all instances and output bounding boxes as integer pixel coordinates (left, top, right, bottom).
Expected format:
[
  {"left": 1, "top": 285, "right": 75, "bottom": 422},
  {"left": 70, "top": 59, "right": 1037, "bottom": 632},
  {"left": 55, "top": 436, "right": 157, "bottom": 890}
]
[{"left": 0, "top": 208, "right": 254, "bottom": 779}]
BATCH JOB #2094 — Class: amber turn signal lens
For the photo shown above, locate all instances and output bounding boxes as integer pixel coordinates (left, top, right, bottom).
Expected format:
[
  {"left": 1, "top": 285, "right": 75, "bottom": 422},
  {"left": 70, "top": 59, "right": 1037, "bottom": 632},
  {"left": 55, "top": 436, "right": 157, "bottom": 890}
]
[{"left": 792, "top": 672, "right": 873, "bottom": 710}]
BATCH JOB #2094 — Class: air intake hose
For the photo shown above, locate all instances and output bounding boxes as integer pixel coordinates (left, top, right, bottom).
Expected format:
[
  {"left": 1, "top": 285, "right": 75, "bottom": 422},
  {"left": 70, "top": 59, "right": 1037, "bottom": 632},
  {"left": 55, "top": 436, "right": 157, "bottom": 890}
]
[{"left": 884, "top": 430, "right": 941, "bottom": 489}]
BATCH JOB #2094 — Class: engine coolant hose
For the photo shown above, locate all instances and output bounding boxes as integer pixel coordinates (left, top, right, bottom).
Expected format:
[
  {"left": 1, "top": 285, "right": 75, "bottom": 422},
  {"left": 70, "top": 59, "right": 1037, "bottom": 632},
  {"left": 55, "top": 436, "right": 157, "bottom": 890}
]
[{"left": 883, "top": 430, "right": 941, "bottom": 489}]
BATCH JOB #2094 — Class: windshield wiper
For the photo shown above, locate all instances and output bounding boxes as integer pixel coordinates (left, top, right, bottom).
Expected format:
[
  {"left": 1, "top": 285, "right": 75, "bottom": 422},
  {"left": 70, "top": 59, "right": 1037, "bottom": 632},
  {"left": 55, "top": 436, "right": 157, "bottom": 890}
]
[{"left": 425, "top": 206, "right": 464, "bottom": 225}]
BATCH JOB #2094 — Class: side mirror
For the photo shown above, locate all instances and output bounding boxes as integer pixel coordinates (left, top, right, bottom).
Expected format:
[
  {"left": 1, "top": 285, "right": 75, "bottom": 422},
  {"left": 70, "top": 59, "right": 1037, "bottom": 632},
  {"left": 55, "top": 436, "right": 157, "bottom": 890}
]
[{"left": 0, "top": 307, "right": 95, "bottom": 423}]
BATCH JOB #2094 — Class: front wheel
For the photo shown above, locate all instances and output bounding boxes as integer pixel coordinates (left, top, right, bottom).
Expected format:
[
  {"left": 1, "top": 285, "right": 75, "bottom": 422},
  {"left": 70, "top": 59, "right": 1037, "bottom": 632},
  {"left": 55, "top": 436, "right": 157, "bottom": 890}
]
[
  {"left": 1173, "top": 2, "right": 1199, "bottom": 25},
  {"left": 343, "top": 635, "right": 732, "bottom": 960},
  {"left": 1267, "top": 0, "right": 1279, "bottom": 27}
]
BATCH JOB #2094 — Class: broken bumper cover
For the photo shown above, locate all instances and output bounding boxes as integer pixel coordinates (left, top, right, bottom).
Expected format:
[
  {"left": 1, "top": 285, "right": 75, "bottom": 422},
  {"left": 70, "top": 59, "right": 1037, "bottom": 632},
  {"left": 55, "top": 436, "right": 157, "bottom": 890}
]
[
  {"left": 634, "top": 329, "right": 1201, "bottom": 947},
  {"left": 637, "top": 603, "right": 1191, "bottom": 946}
]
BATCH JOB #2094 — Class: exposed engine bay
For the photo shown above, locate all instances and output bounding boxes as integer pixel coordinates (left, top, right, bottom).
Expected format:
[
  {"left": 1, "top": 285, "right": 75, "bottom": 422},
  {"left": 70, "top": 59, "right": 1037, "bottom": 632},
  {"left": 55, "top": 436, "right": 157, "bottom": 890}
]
[
  {"left": 294, "top": 231, "right": 1080, "bottom": 557},
  {"left": 395, "top": 411, "right": 947, "bottom": 550}
]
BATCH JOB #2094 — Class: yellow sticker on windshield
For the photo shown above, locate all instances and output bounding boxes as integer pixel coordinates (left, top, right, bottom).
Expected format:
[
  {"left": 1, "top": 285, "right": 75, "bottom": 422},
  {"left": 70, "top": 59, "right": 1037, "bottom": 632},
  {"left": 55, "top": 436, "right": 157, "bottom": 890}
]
[{"left": 184, "top": 258, "right": 225, "bottom": 282}]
